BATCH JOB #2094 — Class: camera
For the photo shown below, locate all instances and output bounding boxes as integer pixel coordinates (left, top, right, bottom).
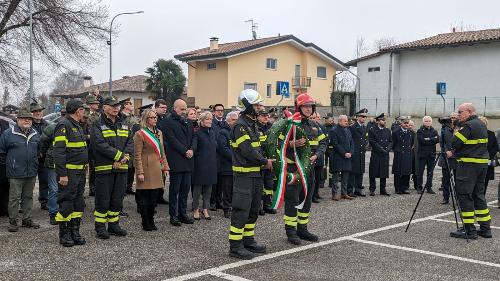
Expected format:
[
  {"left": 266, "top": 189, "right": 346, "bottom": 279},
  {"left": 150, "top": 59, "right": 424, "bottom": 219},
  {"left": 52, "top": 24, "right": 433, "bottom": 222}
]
[{"left": 438, "top": 117, "right": 452, "bottom": 125}]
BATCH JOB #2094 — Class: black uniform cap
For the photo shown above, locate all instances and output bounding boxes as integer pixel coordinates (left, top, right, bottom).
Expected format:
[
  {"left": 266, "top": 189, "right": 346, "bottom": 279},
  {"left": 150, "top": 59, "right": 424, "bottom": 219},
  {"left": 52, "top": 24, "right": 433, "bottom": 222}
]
[
  {"left": 66, "top": 99, "right": 84, "bottom": 114},
  {"left": 355, "top": 108, "right": 368, "bottom": 117},
  {"left": 375, "top": 113, "right": 386, "bottom": 120}
]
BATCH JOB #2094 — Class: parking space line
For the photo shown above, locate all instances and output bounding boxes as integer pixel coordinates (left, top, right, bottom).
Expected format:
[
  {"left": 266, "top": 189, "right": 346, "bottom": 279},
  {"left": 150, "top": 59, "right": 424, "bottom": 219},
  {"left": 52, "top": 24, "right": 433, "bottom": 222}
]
[
  {"left": 348, "top": 237, "right": 500, "bottom": 268},
  {"left": 211, "top": 272, "right": 254, "bottom": 281},
  {"left": 430, "top": 218, "right": 500, "bottom": 229}
]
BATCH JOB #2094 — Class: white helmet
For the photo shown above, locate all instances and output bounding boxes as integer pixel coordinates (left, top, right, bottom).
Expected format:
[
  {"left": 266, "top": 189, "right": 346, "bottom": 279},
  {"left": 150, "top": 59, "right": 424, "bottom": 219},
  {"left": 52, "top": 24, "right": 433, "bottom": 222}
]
[{"left": 237, "top": 89, "right": 264, "bottom": 111}]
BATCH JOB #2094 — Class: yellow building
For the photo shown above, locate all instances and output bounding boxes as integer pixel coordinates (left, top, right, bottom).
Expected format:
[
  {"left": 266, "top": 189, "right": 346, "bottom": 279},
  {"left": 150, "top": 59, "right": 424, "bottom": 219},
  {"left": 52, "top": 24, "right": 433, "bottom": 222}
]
[{"left": 175, "top": 35, "right": 344, "bottom": 108}]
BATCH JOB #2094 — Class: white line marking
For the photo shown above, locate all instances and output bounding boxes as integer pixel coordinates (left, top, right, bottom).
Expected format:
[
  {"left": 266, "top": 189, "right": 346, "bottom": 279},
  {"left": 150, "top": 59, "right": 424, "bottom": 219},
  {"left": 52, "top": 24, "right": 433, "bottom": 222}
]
[
  {"left": 163, "top": 200, "right": 498, "bottom": 281},
  {"left": 211, "top": 272, "right": 254, "bottom": 281},
  {"left": 348, "top": 237, "right": 500, "bottom": 268},
  {"left": 430, "top": 218, "right": 500, "bottom": 229}
]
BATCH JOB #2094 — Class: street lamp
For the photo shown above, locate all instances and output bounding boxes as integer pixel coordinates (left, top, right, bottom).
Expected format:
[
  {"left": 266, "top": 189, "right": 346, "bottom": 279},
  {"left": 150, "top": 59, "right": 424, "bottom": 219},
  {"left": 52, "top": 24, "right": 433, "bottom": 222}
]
[{"left": 108, "top": 11, "right": 144, "bottom": 97}]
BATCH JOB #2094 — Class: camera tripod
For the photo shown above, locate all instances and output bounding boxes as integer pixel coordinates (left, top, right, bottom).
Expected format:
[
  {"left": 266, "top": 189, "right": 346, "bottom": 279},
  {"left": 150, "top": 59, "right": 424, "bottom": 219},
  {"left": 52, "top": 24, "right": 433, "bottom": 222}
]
[{"left": 405, "top": 149, "right": 470, "bottom": 241}]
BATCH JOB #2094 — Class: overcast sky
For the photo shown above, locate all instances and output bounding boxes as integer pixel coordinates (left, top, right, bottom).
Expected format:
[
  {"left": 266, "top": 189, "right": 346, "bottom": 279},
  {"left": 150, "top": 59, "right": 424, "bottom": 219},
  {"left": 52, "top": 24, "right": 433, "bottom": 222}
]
[{"left": 47, "top": 0, "right": 500, "bottom": 90}]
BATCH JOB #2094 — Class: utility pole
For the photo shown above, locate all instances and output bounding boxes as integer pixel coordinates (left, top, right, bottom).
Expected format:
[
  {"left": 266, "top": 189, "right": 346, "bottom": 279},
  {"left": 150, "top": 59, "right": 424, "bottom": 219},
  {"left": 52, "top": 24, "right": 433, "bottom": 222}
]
[
  {"left": 245, "top": 19, "right": 258, "bottom": 40},
  {"left": 29, "top": 0, "right": 33, "bottom": 99}
]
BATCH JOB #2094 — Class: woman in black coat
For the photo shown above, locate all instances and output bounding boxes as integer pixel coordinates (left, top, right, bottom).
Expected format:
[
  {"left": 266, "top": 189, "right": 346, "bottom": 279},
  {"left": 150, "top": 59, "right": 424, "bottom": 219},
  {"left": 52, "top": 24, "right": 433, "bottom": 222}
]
[
  {"left": 479, "top": 117, "right": 499, "bottom": 194},
  {"left": 192, "top": 112, "right": 217, "bottom": 220}
]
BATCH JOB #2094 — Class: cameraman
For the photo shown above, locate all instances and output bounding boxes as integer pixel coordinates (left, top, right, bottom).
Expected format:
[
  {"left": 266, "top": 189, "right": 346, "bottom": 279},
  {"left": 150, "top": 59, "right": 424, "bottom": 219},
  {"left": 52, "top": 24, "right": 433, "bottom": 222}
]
[
  {"left": 448, "top": 103, "right": 491, "bottom": 239},
  {"left": 438, "top": 113, "right": 458, "bottom": 204},
  {"left": 416, "top": 116, "right": 440, "bottom": 194}
]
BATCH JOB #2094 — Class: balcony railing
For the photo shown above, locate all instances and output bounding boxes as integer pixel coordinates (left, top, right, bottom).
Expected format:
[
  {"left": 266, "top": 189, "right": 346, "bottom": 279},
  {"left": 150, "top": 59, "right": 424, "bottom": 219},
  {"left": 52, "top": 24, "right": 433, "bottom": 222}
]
[{"left": 291, "top": 76, "right": 311, "bottom": 88}]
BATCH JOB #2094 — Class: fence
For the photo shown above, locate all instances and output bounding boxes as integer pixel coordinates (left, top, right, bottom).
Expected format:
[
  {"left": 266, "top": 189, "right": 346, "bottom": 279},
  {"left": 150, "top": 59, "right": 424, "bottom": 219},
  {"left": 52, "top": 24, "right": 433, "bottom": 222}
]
[{"left": 358, "top": 96, "right": 500, "bottom": 117}]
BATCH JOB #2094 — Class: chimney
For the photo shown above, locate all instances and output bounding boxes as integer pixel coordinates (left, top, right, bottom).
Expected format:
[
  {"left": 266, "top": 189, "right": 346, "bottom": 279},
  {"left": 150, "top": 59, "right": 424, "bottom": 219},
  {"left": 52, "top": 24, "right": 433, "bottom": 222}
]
[
  {"left": 83, "top": 76, "right": 92, "bottom": 88},
  {"left": 452, "top": 27, "right": 456, "bottom": 33},
  {"left": 209, "top": 37, "right": 219, "bottom": 52}
]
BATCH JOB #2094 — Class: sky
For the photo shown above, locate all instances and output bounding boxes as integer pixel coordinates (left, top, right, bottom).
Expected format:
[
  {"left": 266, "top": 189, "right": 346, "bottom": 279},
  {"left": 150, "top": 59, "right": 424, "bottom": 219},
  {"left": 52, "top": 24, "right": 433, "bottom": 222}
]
[{"left": 40, "top": 0, "right": 500, "bottom": 92}]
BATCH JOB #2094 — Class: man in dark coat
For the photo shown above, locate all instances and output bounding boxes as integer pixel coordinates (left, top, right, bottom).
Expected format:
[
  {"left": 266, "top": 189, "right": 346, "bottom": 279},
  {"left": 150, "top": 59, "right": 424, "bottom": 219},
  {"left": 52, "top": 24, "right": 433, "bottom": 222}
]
[
  {"left": 329, "top": 115, "right": 354, "bottom": 200},
  {"left": 392, "top": 117, "right": 415, "bottom": 194},
  {"left": 368, "top": 113, "right": 392, "bottom": 196},
  {"left": 210, "top": 104, "right": 226, "bottom": 211},
  {"left": 154, "top": 99, "right": 169, "bottom": 205},
  {"left": 348, "top": 108, "right": 369, "bottom": 197},
  {"left": 163, "top": 99, "right": 197, "bottom": 226},
  {"left": 0, "top": 117, "right": 11, "bottom": 217},
  {"left": 416, "top": 116, "right": 440, "bottom": 194},
  {"left": 323, "top": 113, "right": 335, "bottom": 187},
  {"left": 30, "top": 101, "right": 50, "bottom": 211}
]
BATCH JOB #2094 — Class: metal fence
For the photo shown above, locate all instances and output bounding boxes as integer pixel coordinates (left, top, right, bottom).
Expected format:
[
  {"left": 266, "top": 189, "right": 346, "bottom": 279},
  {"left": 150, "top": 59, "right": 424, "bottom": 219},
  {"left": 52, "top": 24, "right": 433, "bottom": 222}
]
[{"left": 358, "top": 97, "right": 500, "bottom": 117}]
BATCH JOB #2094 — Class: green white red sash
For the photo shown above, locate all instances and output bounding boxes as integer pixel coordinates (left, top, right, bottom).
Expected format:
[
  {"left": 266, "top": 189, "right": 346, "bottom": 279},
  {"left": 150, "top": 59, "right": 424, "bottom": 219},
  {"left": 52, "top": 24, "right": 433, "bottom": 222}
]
[
  {"left": 140, "top": 128, "right": 164, "bottom": 166},
  {"left": 272, "top": 111, "right": 308, "bottom": 210}
]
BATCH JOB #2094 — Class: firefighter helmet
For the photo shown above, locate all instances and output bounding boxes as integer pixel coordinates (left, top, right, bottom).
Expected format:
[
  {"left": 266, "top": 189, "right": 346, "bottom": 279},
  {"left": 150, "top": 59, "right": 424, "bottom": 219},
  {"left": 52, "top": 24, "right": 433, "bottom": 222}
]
[{"left": 237, "top": 89, "right": 264, "bottom": 111}]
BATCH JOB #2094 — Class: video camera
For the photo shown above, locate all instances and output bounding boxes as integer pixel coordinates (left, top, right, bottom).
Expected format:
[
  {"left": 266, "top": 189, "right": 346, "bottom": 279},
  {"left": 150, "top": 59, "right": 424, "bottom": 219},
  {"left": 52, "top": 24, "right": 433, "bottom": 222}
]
[{"left": 438, "top": 117, "right": 452, "bottom": 125}]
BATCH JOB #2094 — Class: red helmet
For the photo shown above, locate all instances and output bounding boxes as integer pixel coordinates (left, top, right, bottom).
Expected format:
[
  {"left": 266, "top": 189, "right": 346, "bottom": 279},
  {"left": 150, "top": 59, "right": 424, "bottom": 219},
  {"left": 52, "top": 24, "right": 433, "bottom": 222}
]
[{"left": 294, "top": 93, "right": 315, "bottom": 112}]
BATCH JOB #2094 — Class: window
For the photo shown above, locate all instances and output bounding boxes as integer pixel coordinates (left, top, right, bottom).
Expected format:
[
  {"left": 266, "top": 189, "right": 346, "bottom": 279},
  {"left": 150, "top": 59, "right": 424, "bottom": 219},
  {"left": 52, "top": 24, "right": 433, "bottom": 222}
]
[
  {"left": 207, "top": 62, "right": 216, "bottom": 70},
  {"left": 368, "top": 67, "right": 380, "bottom": 72},
  {"left": 266, "top": 58, "right": 277, "bottom": 70},
  {"left": 266, "top": 84, "right": 272, "bottom": 98},
  {"left": 244, "top": 83, "right": 257, "bottom": 90},
  {"left": 317, "top": 66, "right": 327, "bottom": 78}
]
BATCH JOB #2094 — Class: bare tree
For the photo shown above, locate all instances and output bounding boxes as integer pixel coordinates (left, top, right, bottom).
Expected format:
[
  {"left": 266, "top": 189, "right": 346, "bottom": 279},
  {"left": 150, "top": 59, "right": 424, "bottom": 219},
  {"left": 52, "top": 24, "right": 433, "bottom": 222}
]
[
  {"left": 334, "top": 71, "right": 355, "bottom": 92},
  {"left": 2, "top": 86, "right": 9, "bottom": 106},
  {"left": 450, "top": 21, "right": 477, "bottom": 32},
  {"left": 354, "top": 36, "right": 369, "bottom": 58},
  {"left": 373, "top": 37, "right": 398, "bottom": 51},
  {"left": 50, "top": 69, "right": 87, "bottom": 95},
  {"left": 0, "top": 0, "right": 109, "bottom": 86}
]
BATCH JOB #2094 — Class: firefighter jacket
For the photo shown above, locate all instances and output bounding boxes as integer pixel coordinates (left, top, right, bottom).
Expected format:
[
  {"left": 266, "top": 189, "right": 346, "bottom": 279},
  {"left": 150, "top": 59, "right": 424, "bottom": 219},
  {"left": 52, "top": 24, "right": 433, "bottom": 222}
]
[
  {"left": 90, "top": 114, "right": 134, "bottom": 174},
  {"left": 451, "top": 115, "right": 489, "bottom": 165},
  {"left": 231, "top": 114, "right": 268, "bottom": 177},
  {"left": 53, "top": 116, "right": 89, "bottom": 176}
]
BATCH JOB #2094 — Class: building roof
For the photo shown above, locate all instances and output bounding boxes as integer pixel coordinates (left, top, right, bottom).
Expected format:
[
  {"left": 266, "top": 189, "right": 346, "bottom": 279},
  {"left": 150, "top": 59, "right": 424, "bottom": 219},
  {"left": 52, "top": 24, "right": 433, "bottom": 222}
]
[
  {"left": 346, "top": 28, "right": 500, "bottom": 66},
  {"left": 51, "top": 75, "right": 149, "bottom": 98},
  {"left": 174, "top": 34, "right": 345, "bottom": 68}
]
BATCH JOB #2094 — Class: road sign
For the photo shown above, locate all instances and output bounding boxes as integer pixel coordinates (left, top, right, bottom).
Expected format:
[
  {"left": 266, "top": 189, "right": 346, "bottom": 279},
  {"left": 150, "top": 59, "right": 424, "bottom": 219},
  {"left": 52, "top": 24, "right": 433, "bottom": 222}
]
[
  {"left": 436, "top": 82, "right": 446, "bottom": 95},
  {"left": 276, "top": 81, "right": 290, "bottom": 98}
]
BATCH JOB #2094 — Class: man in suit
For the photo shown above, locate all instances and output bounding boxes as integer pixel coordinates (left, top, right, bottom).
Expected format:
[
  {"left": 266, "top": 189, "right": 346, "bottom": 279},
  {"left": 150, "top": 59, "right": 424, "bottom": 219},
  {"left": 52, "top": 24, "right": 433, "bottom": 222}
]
[
  {"left": 392, "top": 117, "right": 415, "bottom": 194},
  {"left": 348, "top": 108, "right": 369, "bottom": 197},
  {"left": 368, "top": 113, "right": 392, "bottom": 196},
  {"left": 329, "top": 115, "right": 354, "bottom": 201}
]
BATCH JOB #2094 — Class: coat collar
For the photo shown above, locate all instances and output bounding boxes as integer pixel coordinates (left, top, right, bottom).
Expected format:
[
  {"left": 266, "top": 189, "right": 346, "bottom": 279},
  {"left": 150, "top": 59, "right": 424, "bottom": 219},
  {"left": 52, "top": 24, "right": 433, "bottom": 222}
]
[{"left": 11, "top": 125, "right": 37, "bottom": 141}]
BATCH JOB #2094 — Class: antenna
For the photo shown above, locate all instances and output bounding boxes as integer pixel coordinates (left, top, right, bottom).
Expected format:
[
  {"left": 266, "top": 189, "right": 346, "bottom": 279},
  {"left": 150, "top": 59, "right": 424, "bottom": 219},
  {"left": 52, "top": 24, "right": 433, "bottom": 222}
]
[{"left": 245, "top": 19, "right": 258, "bottom": 40}]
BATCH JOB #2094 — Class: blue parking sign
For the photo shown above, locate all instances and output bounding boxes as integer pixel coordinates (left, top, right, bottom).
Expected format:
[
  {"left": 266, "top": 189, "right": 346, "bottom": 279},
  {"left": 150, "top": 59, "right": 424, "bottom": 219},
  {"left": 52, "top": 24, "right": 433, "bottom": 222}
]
[
  {"left": 436, "top": 82, "right": 446, "bottom": 95},
  {"left": 276, "top": 81, "right": 290, "bottom": 98}
]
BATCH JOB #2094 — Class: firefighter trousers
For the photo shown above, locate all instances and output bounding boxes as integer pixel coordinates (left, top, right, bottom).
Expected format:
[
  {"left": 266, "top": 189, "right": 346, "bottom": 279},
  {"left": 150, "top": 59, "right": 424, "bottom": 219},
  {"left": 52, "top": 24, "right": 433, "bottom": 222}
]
[
  {"left": 55, "top": 170, "right": 86, "bottom": 222},
  {"left": 229, "top": 176, "right": 262, "bottom": 242},
  {"left": 94, "top": 172, "right": 127, "bottom": 224},
  {"left": 455, "top": 163, "right": 491, "bottom": 225}
]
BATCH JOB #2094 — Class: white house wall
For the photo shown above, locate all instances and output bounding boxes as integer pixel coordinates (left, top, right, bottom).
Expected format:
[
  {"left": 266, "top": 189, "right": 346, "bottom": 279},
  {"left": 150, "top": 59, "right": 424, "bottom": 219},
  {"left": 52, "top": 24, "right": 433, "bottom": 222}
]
[{"left": 357, "top": 53, "right": 391, "bottom": 116}]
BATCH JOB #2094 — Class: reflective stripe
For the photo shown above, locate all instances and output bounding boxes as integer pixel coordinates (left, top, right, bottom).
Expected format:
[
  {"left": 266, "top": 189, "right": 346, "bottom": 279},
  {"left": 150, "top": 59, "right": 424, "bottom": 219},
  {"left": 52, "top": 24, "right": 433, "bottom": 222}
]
[
  {"left": 297, "top": 212, "right": 309, "bottom": 218},
  {"left": 476, "top": 215, "right": 492, "bottom": 222},
  {"left": 107, "top": 211, "right": 120, "bottom": 216},
  {"left": 284, "top": 215, "right": 298, "bottom": 227},
  {"left": 232, "top": 166, "right": 260, "bottom": 172},
  {"left": 102, "top": 130, "right": 117, "bottom": 137},
  {"left": 298, "top": 218, "right": 309, "bottom": 225},
  {"left": 244, "top": 223, "right": 255, "bottom": 229},
  {"left": 318, "top": 134, "right": 326, "bottom": 141},
  {"left": 250, "top": 141, "right": 261, "bottom": 148},
  {"left": 71, "top": 212, "right": 83, "bottom": 219},
  {"left": 309, "top": 140, "right": 319, "bottom": 146},
  {"left": 458, "top": 158, "right": 489, "bottom": 164},
  {"left": 234, "top": 134, "right": 250, "bottom": 145},
  {"left": 278, "top": 134, "right": 285, "bottom": 140},
  {"left": 461, "top": 211, "right": 474, "bottom": 217},
  {"left": 54, "top": 135, "right": 68, "bottom": 144},
  {"left": 462, "top": 218, "right": 475, "bottom": 224},
  {"left": 66, "top": 141, "right": 86, "bottom": 148},
  {"left": 259, "top": 135, "right": 267, "bottom": 142},
  {"left": 66, "top": 164, "right": 86, "bottom": 170},
  {"left": 230, "top": 226, "right": 244, "bottom": 233},
  {"left": 455, "top": 131, "right": 488, "bottom": 144},
  {"left": 263, "top": 188, "right": 273, "bottom": 195},
  {"left": 117, "top": 164, "right": 129, "bottom": 169},
  {"left": 229, "top": 234, "right": 243, "bottom": 240},
  {"left": 286, "top": 158, "right": 295, "bottom": 164},
  {"left": 117, "top": 129, "right": 129, "bottom": 137},
  {"left": 95, "top": 165, "right": 112, "bottom": 171},
  {"left": 114, "top": 150, "right": 123, "bottom": 161},
  {"left": 243, "top": 231, "right": 255, "bottom": 237},
  {"left": 55, "top": 212, "right": 71, "bottom": 222},
  {"left": 95, "top": 217, "right": 107, "bottom": 223},
  {"left": 475, "top": 209, "right": 489, "bottom": 215},
  {"left": 94, "top": 210, "right": 107, "bottom": 223},
  {"left": 94, "top": 211, "right": 107, "bottom": 218},
  {"left": 108, "top": 216, "right": 119, "bottom": 222}
]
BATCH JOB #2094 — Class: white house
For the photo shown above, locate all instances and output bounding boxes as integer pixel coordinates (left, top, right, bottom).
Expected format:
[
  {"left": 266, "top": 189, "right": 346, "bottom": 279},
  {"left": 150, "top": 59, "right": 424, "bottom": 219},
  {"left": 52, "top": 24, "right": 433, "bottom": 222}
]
[{"left": 346, "top": 28, "right": 500, "bottom": 117}]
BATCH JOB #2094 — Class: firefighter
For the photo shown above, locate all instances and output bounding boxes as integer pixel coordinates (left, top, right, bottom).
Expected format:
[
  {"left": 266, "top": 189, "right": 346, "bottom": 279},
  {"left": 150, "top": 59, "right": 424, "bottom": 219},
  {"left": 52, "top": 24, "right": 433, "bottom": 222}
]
[
  {"left": 228, "top": 89, "right": 274, "bottom": 260},
  {"left": 85, "top": 94, "right": 101, "bottom": 197},
  {"left": 282, "top": 93, "right": 327, "bottom": 245},
  {"left": 53, "top": 100, "right": 88, "bottom": 247},
  {"left": 448, "top": 103, "right": 492, "bottom": 239},
  {"left": 256, "top": 108, "right": 276, "bottom": 215},
  {"left": 90, "top": 96, "right": 134, "bottom": 239}
]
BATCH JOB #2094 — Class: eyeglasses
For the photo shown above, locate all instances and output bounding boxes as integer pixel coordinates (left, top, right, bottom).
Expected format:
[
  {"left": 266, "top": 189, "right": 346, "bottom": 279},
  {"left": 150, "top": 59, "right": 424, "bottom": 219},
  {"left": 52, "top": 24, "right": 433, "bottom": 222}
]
[
  {"left": 403, "top": 122, "right": 410, "bottom": 124},
  {"left": 148, "top": 116, "right": 157, "bottom": 119}
]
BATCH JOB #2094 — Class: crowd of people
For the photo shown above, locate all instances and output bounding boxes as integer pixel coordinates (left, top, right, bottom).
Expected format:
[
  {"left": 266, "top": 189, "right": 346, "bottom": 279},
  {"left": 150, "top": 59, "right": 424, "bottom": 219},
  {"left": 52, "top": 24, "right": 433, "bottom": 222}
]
[{"left": 0, "top": 89, "right": 497, "bottom": 256}]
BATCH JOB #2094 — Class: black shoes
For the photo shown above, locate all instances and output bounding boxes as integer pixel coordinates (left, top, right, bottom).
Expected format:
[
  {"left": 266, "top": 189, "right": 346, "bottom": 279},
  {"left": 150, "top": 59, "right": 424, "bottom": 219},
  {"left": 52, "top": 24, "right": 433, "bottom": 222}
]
[
  {"left": 263, "top": 207, "right": 276, "bottom": 214},
  {"left": 108, "top": 222, "right": 127, "bottom": 236},
  {"left": 243, "top": 238, "right": 267, "bottom": 253},
  {"left": 297, "top": 225, "right": 319, "bottom": 242},
  {"left": 49, "top": 214, "right": 57, "bottom": 225},
  {"left": 259, "top": 209, "right": 266, "bottom": 216},
  {"left": 369, "top": 191, "right": 375, "bottom": 196},
  {"left": 354, "top": 191, "right": 366, "bottom": 197},
  {"left": 286, "top": 227, "right": 302, "bottom": 245},
  {"left": 229, "top": 241, "right": 255, "bottom": 260},
  {"left": 170, "top": 216, "right": 182, "bottom": 227},
  {"left": 95, "top": 222, "right": 110, "bottom": 239},
  {"left": 8, "top": 219, "right": 18, "bottom": 232},
  {"left": 450, "top": 226, "right": 478, "bottom": 239},
  {"left": 40, "top": 203, "right": 48, "bottom": 211},
  {"left": 126, "top": 188, "right": 136, "bottom": 195},
  {"left": 59, "top": 222, "right": 74, "bottom": 247},
  {"left": 402, "top": 190, "right": 410, "bottom": 194},
  {"left": 380, "top": 191, "right": 391, "bottom": 196},
  {"left": 119, "top": 211, "right": 129, "bottom": 217},
  {"left": 179, "top": 215, "right": 194, "bottom": 224},
  {"left": 22, "top": 219, "right": 40, "bottom": 229},
  {"left": 157, "top": 198, "right": 169, "bottom": 205},
  {"left": 312, "top": 198, "right": 320, "bottom": 203},
  {"left": 70, "top": 218, "right": 86, "bottom": 245},
  {"left": 426, "top": 188, "right": 436, "bottom": 194},
  {"left": 223, "top": 209, "right": 231, "bottom": 218},
  {"left": 441, "top": 199, "right": 449, "bottom": 205}
]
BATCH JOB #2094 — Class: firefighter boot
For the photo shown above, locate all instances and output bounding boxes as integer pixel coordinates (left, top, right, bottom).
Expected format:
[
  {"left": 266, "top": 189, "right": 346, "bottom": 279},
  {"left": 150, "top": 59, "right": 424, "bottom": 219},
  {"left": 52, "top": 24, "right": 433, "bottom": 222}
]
[
  {"left": 297, "top": 224, "right": 319, "bottom": 242},
  {"left": 70, "top": 218, "right": 86, "bottom": 245},
  {"left": 243, "top": 237, "right": 267, "bottom": 253},
  {"left": 59, "top": 222, "right": 75, "bottom": 247},
  {"left": 229, "top": 240, "right": 255, "bottom": 260},
  {"left": 450, "top": 224, "right": 478, "bottom": 239},
  {"left": 478, "top": 222, "right": 492, "bottom": 238},
  {"left": 95, "top": 222, "right": 110, "bottom": 240},
  {"left": 108, "top": 221, "right": 127, "bottom": 236},
  {"left": 286, "top": 226, "right": 302, "bottom": 245}
]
